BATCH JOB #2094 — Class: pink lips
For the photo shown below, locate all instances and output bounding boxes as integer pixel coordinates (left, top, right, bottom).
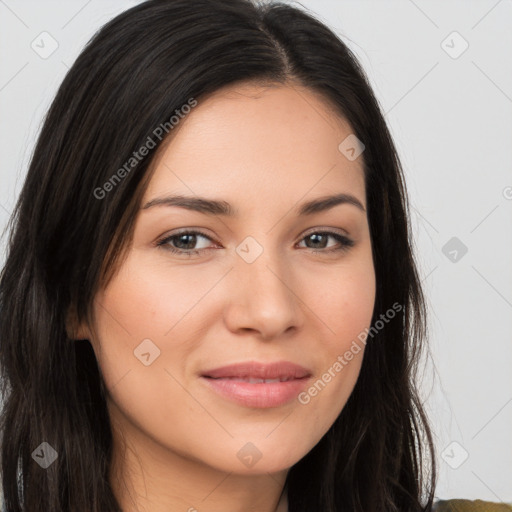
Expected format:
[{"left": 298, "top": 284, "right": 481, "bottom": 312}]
[{"left": 201, "top": 360, "right": 312, "bottom": 408}]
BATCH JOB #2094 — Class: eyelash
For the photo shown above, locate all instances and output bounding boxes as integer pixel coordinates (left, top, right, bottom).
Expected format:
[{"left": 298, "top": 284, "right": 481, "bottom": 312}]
[{"left": 155, "top": 229, "right": 355, "bottom": 257}]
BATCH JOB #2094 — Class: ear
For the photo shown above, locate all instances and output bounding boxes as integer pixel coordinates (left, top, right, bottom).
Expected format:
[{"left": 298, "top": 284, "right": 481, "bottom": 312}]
[{"left": 65, "top": 305, "right": 91, "bottom": 341}]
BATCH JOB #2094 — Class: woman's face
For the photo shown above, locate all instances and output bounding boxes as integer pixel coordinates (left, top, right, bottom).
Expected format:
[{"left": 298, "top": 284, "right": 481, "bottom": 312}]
[{"left": 87, "top": 82, "right": 375, "bottom": 476}]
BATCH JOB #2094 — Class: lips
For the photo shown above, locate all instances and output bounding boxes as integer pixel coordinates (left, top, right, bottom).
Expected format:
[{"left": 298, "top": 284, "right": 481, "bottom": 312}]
[
  {"left": 200, "top": 360, "right": 312, "bottom": 408},
  {"left": 201, "top": 360, "right": 312, "bottom": 380}
]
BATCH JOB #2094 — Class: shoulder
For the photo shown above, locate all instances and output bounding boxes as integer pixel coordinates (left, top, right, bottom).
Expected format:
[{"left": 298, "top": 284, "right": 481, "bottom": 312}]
[{"left": 434, "top": 499, "right": 512, "bottom": 511}]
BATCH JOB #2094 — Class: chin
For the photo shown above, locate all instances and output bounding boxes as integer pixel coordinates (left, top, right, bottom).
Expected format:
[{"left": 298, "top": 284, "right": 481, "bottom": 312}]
[{"left": 208, "top": 437, "right": 312, "bottom": 476}]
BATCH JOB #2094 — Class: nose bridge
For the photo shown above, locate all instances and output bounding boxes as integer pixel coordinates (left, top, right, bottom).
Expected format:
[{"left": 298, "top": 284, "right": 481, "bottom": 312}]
[{"left": 226, "top": 234, "right": 301, "bottom": 337}]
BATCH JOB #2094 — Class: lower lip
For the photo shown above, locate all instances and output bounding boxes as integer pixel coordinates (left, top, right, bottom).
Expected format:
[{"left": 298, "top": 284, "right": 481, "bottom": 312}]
[{"left": 201, "top": 376, "right": 310, "bottom": 408}]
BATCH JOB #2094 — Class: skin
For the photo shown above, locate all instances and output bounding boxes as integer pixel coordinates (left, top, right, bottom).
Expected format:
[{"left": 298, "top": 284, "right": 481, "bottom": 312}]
[{"left": 72, "top": 82, "right": 376, "bottom": 512}]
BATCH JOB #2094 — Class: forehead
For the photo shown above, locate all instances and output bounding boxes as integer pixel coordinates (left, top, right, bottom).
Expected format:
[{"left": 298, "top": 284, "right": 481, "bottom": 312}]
[{"left": 144, "top": 82, "right": 365, "bottom": 209}]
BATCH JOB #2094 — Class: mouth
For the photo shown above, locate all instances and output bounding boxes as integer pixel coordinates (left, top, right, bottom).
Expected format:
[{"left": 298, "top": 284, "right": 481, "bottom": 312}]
[
  {"left": 204, "top": 376, "right": 301, "bottom": 383},
  {"left": 201, "top": 360, "right": 311, "bottom": 380},
  {"left": 200, "top": 360, "right": 312, "bottom": 408}
]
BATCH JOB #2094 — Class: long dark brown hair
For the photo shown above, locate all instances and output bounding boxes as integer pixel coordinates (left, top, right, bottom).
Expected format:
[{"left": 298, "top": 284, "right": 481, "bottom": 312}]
[{"left": 0, "top": 0, "right": 437, "bottom": 510}]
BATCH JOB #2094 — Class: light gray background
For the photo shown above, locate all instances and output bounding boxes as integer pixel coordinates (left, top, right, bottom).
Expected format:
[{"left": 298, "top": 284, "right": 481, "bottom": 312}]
[{"left": 1, "top": 0, "right": 511, "bottom": 503}]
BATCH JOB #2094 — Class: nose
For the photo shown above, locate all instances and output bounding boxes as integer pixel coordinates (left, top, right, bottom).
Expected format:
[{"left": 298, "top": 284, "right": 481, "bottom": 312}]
[{"left": 223, "top": 245, "right": 304, "bottom": 340}]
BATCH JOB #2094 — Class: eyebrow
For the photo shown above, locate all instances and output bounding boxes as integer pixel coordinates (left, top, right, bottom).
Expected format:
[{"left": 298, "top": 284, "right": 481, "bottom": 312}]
[{"left": 141, "top": 192, "right": 366, "bottom": 216}]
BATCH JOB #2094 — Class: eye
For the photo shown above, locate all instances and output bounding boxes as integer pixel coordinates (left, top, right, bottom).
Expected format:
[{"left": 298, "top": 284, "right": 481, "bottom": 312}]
[
  {"left": 297, "top": 231, "right": 354, "bottom": 254},
  {"left": 156, "top": 230, "right": 216, "bottom": 257},
  {"left": 156, "top": 229, "right": 354, "bottom": 257}
]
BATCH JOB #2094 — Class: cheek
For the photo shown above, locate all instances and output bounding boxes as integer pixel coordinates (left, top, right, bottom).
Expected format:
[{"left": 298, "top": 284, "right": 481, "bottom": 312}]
[
  {"left": 305, "top": 256, "right": 376, "bottom": 353},
  {"left": 89, "top": 253, "right": 190, "bottom": 392},
  {"left": 93, "top": 251, "right": 215, "bottom": 350},
  {"left": 293, "top": 258, "right": 375, "bottom": 432},
  {"left": 89, "top": 255, "right": 200, "bottom": 451}
]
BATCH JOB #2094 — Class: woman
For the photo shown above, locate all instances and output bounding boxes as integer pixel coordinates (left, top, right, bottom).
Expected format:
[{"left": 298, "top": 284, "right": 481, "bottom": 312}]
[{"left": 0, "top": 0, "right": 437, "bottom": 510}]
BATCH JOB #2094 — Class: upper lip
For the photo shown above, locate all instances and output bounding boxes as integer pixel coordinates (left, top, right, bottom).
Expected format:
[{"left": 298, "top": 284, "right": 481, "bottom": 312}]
[{"left": 201, "top": 360, "right": 312, "bottom": 380}]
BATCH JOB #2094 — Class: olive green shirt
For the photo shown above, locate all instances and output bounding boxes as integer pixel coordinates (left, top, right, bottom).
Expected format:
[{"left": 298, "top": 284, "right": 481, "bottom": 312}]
[{"left": 434, "top": 499, "right": 512, "bottom": 511}]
